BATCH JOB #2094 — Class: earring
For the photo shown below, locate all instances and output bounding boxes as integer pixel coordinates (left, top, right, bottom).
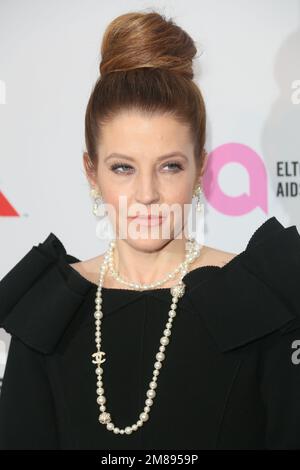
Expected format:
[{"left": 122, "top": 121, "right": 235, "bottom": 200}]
[
  {"left": 90, "top": 187, "right": 103, "bottom": 216},
  {"left": 193, "top": 184, "right": 203, "bottom": 212}
]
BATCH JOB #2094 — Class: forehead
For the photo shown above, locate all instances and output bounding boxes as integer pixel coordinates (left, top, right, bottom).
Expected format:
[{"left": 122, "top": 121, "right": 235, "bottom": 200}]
[{"left": 99, "top": 111, "right": 193, "bottom": 158}]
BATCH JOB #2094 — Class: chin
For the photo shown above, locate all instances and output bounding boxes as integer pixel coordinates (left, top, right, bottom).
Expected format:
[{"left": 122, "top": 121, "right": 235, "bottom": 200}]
[{"left": 122, "top": 236, "right": 174, "bottom": 253}]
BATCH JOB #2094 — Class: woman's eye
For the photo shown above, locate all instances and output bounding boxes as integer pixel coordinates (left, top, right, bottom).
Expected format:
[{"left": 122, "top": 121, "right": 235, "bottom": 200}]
[
  {"left": 162, "top": 162, "right": 183, "bottom": 172},
  {"left": 109, "top": 161, "right": 184, "bottom": 174},
  {"left": 110, "top": 163, "right": 134, "bottom": 174}
]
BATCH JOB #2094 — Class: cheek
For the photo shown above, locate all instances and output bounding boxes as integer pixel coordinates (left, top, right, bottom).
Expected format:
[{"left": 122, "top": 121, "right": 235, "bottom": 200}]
[
  {"left": 164, "top": 183, "right": 193, "bottom": 204},
  {"left": 97, "top": 176, "right": 128, "bottom": 208},
  {"left": 104, "top": 196, "right": 122, "bottom": 221}
]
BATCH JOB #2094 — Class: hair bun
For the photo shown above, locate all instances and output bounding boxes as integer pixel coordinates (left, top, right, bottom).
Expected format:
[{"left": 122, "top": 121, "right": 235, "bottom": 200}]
[{"left": 99, "top": 11, "right": 198, "bottom": 80}]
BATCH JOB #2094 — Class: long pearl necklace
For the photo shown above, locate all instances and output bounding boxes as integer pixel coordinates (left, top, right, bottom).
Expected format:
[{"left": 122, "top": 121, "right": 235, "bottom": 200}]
[{"left": 91, "top": 237, "right": 201, "bottom": 435}]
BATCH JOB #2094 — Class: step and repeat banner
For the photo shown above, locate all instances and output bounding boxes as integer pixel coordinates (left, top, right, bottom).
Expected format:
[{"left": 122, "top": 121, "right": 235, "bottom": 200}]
[{"left": 0, "top": 0, "right": 300, "bottom": 391}]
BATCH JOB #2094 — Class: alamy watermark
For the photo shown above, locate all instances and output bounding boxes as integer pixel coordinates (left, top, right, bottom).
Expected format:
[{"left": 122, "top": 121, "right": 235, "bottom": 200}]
[{"left": 93, "top": 197, "right": 205, "bottom": 244}]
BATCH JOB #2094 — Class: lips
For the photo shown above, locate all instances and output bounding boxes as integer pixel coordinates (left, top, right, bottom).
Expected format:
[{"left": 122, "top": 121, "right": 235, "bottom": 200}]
[
  {"left": 128, "top": 212, "right": 167, "bottom": 218},
  {"left": 128, "top": 214, "right": 166, "bottom": 226},
  {"left": 129, "top": 215, "right": 163, "bottom": 219}
]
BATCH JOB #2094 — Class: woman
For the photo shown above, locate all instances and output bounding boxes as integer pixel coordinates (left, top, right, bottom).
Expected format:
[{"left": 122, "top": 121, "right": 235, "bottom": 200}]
[{"left": 0, "top": 11, "right": 300, "bottom": 450}]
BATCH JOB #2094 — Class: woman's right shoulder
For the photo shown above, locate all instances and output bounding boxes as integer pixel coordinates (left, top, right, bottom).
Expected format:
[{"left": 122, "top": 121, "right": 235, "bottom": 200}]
[{"left": 69, "top": 252, "right": 106, "bottom": 287}]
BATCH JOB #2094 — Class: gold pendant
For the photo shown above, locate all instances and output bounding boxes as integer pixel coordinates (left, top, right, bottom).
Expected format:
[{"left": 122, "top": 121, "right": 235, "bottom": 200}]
[{"left": 91, "top": 351, "right": 106, "bottom": 364}]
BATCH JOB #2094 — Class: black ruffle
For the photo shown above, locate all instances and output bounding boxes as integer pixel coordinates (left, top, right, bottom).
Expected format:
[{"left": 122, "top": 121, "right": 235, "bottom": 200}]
[
  {"left": 1, "top": 217, "right": 300, "bottom": 355},
  {"left": 0, "top": 233, "right": 92, "bottom": 354},
  {"left": 186, "top": 217, "right": 300, "bottom": 352}
]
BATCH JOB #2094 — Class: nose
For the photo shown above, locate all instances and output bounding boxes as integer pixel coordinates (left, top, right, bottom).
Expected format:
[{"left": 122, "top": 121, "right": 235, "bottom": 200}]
[{"left": 134, "top": 174, "right": 160, "bottom": 207}]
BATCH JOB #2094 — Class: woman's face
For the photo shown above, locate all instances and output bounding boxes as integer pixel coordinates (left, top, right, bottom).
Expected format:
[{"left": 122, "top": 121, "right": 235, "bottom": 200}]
[{"left": 85, "top": 110, "right": 204, "bottom": 251}]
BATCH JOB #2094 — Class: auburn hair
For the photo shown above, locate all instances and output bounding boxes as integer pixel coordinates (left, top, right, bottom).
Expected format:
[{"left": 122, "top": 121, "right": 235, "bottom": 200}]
[{"left": 84, "top": 9, "right": 207, "bottom": 176}]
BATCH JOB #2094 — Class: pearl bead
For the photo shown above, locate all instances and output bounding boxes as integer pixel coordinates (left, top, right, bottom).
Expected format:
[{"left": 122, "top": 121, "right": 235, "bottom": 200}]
[
  {"left": 156, "top": 352, "right": 165, "bottom": 361},
  {"left": 160, "top": 336, "right": 169, "bottom": 346},
  {"left": 140, "top": 412, "right": 149, "bottom": 422},
  {"left": 147, "top": 389, "right": 156, "bottom": 399}
]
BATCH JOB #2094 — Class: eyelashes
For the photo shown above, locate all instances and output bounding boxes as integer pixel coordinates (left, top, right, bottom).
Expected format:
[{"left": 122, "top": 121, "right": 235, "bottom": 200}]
[
  {"left": 110, "top": 163, "right": 134, "bottom": 174},
  {"left": 109, "top": 161, "right": 184, "bottom": 174}
]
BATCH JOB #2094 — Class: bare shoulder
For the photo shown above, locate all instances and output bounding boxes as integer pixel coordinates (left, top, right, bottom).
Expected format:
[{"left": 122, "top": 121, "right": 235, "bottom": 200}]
[
  {"left": 198, "top": 244, "right": 238, "bottom": 268},
  {"left": 69, "top": 254, "right": 105, "bottom": 284}
]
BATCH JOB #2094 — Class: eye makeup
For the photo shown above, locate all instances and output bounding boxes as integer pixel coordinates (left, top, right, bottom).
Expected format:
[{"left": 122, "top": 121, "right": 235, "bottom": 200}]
[{"left": 109, "top": 161, "right": 184, "bottom": 174}]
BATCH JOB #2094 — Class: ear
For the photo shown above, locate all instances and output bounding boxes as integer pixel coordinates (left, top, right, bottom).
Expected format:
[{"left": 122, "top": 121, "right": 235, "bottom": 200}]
[
  {"left": 83, "top": 152, "right": 98, "bottom": 189},
  {"left": 195, "top": 149, "right": 208, "bottom": 187}
]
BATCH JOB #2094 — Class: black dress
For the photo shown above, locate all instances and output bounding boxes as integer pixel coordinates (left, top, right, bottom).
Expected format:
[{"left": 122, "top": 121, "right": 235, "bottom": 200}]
[{"left": 0, "top": 216, "right": 300, "bottom": 450}]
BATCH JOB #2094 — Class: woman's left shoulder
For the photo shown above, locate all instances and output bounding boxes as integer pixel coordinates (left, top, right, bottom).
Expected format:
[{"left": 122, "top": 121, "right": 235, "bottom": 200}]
[{"left": 198, "top": 245, "right": 237, "bottom": 268}]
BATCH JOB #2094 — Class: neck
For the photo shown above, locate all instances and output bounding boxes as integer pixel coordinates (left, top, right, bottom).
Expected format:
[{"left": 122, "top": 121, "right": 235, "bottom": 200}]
[{"left": 111, "top": 233, "right": 192, "bottom": 286}]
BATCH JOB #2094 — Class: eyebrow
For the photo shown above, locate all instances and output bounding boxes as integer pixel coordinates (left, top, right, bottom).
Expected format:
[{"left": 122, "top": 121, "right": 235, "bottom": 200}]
[{"left": 104, "top": 151, "right": 188, "bottom": 163}]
